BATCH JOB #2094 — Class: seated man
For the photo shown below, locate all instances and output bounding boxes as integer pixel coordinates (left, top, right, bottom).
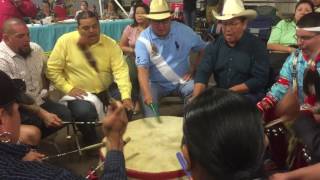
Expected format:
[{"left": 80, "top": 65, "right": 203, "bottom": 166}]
[
  {"left": 0, "top": 18, "right": 71, "bottom": 145},
  {"left": 192, "top": 0, "right": 269, "bottom": 104},
  {"left": 47, "top": 11, "right": 132, "bottom": 144},
  {"left": 257, "top": 12, "right": 320, "bottom": 167},
  {"left": 0, "top": 70, "right": 128, "bottom": 179},
  {"left": 135, "top": 0, "right": 206, "bottom": 117}
]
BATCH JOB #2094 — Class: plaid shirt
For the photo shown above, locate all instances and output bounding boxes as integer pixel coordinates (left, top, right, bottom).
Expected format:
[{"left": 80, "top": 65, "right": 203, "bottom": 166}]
[{"left": 0, "top": 143, "right": 127, "bottom": 180}]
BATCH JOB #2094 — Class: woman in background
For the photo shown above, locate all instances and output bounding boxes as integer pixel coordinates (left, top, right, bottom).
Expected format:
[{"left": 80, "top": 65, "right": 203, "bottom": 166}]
[
  {"left": 75, "top": 1, "right": 89, "bottom": 19},
  {"left": 119, "top": 1, "right": 149, "bottom": 113},
  {"left": 36, "top": 1, "right": 53, "bottom": 20},
  {"left": 103, "top": 0, "right": 125, "bottom": 20},
  {"left": 267, "top": 0, "right": 314, "bottom": 53},
  {"left": 53, "top": 0, "right": 68, "bottom": 21}
]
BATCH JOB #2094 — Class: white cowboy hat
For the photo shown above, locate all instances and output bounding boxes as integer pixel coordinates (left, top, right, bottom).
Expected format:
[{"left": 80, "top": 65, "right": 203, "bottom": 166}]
[
  {"left": 213, "top": 0, "right": 257, "bottom": 21},
  {"left": 144, "top": 0, "right": 171, "bottom": 20}
]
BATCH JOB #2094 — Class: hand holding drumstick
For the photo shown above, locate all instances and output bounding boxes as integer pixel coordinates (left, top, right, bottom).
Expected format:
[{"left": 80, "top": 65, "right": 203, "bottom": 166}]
[{"left": 102, "top": 100, "right": 128, "bottom": 151}]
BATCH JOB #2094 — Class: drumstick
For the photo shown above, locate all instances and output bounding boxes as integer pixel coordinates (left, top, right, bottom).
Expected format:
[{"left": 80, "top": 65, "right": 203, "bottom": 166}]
[
  {"left": 85, "top": 137, "right": 132, "bottom": 179},
  {"left": 149, "top": 103, "right": 162, "bottom": 123},
  {"left": 85, "top": 161, "right": 104, "bottom": 179},
  {"left": 176, "top": 152, "right": 192, "bottom": 179},
  {"left": 62, "top": 121, "right": 102, "bottom": 125},
  {"left": 264, "top": 116, "right": 289, "bottom": 128},
  {"left": 42, "top": 142, "right": 106, "bottom": 160},
  {"left": 123, "top": 137, "right": 131, "bottom": 145},
  {"left": 42, "top": 137, "right": 131, "bottom": 161}
]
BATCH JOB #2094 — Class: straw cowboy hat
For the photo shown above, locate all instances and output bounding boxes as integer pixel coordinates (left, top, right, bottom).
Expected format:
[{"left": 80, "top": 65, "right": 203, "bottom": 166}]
[
  {"left": 144, "top": 0, "right": 171, "bottom": 20},
  {"left": 213, "top": 0, "right": 257, "bottom": 21}
]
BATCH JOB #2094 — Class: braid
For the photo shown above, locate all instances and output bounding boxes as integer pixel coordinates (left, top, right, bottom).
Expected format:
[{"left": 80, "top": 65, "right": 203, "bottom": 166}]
[{"left": 303, "top": 58, "right": 320, "bottom": 102}]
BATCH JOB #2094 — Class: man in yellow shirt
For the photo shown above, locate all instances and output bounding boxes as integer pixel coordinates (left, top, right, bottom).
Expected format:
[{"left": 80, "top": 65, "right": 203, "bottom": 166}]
[{"left": 47, "top": 11, "right": 132, "bottom": 144}]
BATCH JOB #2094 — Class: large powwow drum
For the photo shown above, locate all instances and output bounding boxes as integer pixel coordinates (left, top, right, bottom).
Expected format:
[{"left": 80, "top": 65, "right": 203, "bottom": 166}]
[{"left": 100, "top": 116, "right": 186, "bottom": 179}]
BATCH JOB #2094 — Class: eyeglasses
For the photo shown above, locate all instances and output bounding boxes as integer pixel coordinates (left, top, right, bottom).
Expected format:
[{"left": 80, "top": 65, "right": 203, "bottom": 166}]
[{"left": 295, "top": 33, "right": 320, "bottom": 41}]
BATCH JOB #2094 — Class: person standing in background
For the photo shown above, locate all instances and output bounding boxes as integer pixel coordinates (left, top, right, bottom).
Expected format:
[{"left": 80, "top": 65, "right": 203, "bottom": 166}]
[
  {"left": 75, "top": 1, "right": 89, "bottom": 19},
  {"left": 0, "top": 0, "right": 37, "bottom": 40},
  {"left": 119, "top": 1, "right": 149, "bottom": 113},
  {"left": 183, "top": 0, "right": 196, "bottom": 28},
  {"left": 311, "top": 0, "right": 320, "bottom": 12}
]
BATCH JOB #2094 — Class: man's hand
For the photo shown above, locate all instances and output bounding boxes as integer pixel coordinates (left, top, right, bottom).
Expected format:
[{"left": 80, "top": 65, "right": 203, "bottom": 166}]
[
  {"left": 122, "top": 99, "right": 133, "bottom": 111},
  {"left": 38, "top": 108, "right": 63, "bottom": 127},
  {"left": 183, "top": 72, "right": 193, "bottom": 82},
  {"left": 143, "top": 93, "right": 153, "bottom": 106},
  {"left": 68, "top": 87, "right": 87, "bottom": 99},
  {"left": 102, "top": 101, "right": 128, "bottom": 151},
  {"left": 22, "top": 150, "right": 45, "bottom": 162},
  {"left": 269, "top": 173, "right": 289, "bottom": 180}
]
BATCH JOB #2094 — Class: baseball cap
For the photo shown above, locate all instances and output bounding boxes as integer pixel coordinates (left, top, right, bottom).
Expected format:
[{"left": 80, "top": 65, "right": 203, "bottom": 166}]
[{"left": 0, "top": 71, "right": 34, "bottom": 106}]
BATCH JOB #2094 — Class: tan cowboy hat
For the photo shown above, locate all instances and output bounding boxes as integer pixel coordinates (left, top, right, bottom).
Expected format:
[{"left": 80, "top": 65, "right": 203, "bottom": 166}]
[
  {"left": 144, "top": 0, "right": 171, "bottom": 20},
  {"left": 213, "top": 0, "right": 257, "bottom": 21}
]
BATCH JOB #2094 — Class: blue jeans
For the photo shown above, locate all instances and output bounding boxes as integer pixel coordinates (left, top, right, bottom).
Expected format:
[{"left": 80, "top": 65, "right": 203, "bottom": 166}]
[
  {"left": 68, "top": 100, "right": 99, "bottom": 143},
  {"left": 20, "top": 99, "right": 72, "bottom": 138},
  {"left": 141, "top": 80, "right": 194, "bottom": 117}
]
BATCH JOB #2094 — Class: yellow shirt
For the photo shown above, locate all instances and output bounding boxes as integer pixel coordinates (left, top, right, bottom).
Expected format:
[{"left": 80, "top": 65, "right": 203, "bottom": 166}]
[{"left": 46, "top": 31, "right": 131, "bottom": 100}]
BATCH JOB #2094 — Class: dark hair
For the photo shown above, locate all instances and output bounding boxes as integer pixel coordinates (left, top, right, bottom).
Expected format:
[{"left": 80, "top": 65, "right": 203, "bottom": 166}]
[
  {"left": 297, "top": 12, "right": 320, "bottom": 28},
  {"left": 183, "top": 88, "right": 265, "bottom": 180},
  {"left": 286, "top": 0, "right": 314, "bottom": 22},
  {"left": 42, "top": 0, "right": 51, "bottom": 8},
  {"left": 106, "top": 0, "right": 120, "bottom": 11},
  {"left": 80, "top": 0, "right": 88, "bottom": 6},
  {"left": 131, "top": 1, "right": 149, "bottom": 27},
  {"left": 76, "top": 10, "right": 99, "bottom": 26},
  {"left": 1, "top": 102, "right": 14, "bottom": 115}
]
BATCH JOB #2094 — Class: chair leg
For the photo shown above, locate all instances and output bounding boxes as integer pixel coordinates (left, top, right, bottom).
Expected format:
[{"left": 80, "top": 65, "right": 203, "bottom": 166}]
[
  {"left": 66, "top": 124, "right": 71, "bottom": 139},
  {"left": 71, "top": 123, "right": 82, "bottom": 156}
]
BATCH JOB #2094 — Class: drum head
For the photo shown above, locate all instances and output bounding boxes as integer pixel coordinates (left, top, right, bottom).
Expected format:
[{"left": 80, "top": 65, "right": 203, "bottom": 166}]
[{"left": 100, "top": 116, "right": 185, "bottom": 179}]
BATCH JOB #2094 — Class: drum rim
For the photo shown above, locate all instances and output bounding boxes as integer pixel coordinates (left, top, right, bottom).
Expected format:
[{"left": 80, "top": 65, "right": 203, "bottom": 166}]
[{"left": 99, "top": 151, "right": 186, "bottom": 178}]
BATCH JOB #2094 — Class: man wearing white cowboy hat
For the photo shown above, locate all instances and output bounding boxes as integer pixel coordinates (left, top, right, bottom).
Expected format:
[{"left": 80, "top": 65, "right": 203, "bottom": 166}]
[
  {"left": 135, "top": 0, "right": 206, "bottom": 117},
  {"left": 192, "top": 0, "right": 269, "bottom": 104}
]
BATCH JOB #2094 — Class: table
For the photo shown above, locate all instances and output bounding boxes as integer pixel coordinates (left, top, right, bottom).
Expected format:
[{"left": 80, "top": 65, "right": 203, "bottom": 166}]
[{"left": 28, "top": 19, "right": 133, "bottom": 52}]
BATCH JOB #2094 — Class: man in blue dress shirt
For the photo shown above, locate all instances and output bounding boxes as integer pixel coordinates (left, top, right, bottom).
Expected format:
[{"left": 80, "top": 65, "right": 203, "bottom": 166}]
[{"left": 135, "top": 0, "right": 206, "bottom": 117}]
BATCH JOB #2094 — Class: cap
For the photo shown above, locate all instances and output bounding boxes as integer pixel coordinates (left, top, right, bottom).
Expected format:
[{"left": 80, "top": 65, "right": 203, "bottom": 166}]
[{"left": 0, "top": 71, "right": 34, "bottom": 106}]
